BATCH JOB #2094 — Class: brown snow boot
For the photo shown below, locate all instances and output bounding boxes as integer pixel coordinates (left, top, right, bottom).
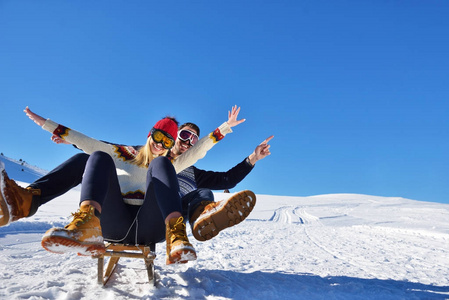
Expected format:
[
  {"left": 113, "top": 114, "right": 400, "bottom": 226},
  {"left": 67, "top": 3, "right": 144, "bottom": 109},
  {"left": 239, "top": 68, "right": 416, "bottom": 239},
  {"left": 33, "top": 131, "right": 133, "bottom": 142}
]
[
  {"left": 41, "top": 204, "right": 105, "bottom": 256},
  {"left": 166, "top": 216, "right": 196, "bottom": 265},
  {"left": 191, "top": 190, "right": 256, "bottom": 241},
  {"left": 0, "top": 166, "right": 41, "bottom": 227}
]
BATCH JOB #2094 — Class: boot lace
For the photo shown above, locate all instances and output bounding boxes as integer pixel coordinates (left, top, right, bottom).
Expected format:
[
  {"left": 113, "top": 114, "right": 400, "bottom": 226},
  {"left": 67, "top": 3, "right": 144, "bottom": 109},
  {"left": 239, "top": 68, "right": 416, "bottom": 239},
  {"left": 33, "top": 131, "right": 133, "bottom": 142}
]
[
  {"left": 170, "top": 217, "right": 188, "bottom": 242},
  {"left": 65, "top": 207, "right": 93, "bottom": 228}
]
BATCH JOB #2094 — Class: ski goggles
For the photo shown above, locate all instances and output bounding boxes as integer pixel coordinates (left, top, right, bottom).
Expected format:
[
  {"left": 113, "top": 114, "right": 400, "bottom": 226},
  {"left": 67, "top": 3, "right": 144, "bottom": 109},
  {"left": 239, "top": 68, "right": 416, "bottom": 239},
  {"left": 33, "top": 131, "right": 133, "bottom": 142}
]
[
  {"left": 150, "top": 129, "right": 175, "bottom": 149},
  {"left": 177, "top": 129, "right": 199, "bottom": 146}
]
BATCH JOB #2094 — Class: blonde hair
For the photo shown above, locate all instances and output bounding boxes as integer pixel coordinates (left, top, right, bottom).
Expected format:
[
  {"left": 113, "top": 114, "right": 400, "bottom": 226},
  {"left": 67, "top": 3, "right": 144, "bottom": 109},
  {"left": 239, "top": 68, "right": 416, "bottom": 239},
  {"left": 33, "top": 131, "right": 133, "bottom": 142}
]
[{"left": 133, "top": 136, "right": 169, "bottom": 167}]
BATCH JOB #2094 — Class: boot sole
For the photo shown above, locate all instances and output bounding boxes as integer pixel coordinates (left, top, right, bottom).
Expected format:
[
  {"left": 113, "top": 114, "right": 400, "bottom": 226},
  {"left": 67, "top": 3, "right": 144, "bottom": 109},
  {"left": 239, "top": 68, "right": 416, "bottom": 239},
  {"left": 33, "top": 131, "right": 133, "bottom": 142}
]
[
  {"left": 167, "top": 246, "right": 197, "bottom": 265},
  {"left": 192, "top": 190, "right": 256, "bottom": 241},
  {"left": 42, "top": 235, "right": 105, "bottom": 256},
  {"left": 0, "top": 166, "right": 11, "bottom": 227}
]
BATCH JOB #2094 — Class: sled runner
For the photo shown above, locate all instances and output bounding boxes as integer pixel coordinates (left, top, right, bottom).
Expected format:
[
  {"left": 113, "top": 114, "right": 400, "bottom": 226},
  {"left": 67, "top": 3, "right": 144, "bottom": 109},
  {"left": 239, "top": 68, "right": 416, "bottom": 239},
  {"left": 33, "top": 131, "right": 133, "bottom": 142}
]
[{"left": 94, "top": 243, "right": 156, "bottom": 286}]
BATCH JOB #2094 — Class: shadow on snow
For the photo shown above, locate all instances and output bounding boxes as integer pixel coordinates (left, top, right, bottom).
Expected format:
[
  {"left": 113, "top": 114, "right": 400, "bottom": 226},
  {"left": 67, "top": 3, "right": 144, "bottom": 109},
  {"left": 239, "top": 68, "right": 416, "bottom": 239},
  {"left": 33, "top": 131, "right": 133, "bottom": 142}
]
[{"left": 107, "top": 267, "right": 449, "bottom": 300}]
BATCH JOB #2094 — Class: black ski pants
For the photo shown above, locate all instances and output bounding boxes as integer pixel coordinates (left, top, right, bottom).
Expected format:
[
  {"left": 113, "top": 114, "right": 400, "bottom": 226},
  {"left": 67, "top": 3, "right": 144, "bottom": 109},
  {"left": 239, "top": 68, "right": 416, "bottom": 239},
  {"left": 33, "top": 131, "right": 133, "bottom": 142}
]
[{"left": 28, "top": 153, "right": 89, "bottom": 215}]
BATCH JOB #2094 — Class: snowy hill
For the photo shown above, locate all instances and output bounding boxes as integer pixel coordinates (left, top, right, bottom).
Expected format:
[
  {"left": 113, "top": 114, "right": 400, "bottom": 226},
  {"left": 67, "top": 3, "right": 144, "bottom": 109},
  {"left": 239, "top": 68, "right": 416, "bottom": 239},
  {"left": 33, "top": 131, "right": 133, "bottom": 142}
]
[
  {"left": 0, "top": 154, "right": 48, "bottom": 183},
  {"left": 0, "top": 155, "right": 448, "bottom": 299}
]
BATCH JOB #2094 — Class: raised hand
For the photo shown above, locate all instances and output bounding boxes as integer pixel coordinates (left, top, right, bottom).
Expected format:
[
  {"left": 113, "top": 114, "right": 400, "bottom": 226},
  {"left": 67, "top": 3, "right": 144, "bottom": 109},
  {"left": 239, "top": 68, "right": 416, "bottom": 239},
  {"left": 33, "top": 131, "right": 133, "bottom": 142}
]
[
  {"left": 24, "top": 106, "right": 46, "bottom": 127},
  {"left": 254, "top": 135, "right": 273, "bottom": 160},
  {"left": 248, "top": 135, "right": 274, "bottom": 165},
  {"left": 227, "top": 105, "right": 246, "bottom": 128},
  {"left": 24, "top": 107, "right": 71, "bottom": 145}
]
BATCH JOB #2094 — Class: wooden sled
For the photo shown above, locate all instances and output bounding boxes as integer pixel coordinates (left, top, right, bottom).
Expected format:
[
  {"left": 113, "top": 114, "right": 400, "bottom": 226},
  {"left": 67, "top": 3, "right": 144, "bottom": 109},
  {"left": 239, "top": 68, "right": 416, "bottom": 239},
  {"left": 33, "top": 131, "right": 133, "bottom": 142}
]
[{"left": 95, "top": 243, "right": 157, "bottom": 286}]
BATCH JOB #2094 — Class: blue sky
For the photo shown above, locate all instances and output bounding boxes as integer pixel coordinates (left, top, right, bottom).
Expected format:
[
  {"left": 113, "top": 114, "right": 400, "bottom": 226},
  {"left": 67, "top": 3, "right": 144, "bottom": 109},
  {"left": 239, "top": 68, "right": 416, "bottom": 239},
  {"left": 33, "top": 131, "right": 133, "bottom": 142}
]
[{"left": 1, "top": 1, "right": 448, "bottom": 204}]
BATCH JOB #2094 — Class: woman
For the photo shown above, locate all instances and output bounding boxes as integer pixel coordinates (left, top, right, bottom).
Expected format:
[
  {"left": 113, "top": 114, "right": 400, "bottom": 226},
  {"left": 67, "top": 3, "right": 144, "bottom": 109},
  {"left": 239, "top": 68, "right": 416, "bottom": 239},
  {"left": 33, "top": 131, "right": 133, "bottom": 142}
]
[{"left": 1, "top": 106, "right": 244, "bottom": 264}]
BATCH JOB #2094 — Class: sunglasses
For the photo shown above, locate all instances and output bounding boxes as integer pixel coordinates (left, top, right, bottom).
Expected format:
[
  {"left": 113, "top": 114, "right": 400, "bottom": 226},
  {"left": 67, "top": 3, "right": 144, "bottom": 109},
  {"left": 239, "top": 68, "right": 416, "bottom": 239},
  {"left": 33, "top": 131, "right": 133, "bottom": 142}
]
[
  {"left": 178, "top": 129, "right": 199, "bottom": 146},
  {"left": 151, "top": 129, "right": 175, "bottom": 149}
]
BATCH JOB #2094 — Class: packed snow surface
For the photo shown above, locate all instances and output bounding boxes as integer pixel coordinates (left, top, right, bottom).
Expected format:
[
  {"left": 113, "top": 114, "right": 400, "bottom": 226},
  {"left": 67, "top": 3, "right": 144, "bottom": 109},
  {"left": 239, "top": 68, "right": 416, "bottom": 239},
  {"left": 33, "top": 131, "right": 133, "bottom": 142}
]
[{"left": 0, "top": 155, "right": 448, "bottom": 299}]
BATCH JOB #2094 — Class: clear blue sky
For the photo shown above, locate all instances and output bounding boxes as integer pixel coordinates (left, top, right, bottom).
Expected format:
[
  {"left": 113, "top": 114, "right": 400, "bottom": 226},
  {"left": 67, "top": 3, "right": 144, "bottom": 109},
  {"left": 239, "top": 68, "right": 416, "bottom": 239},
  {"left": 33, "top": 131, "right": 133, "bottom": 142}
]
[{"left": 1, "top": 1, "right": 448, "bottom": 204}]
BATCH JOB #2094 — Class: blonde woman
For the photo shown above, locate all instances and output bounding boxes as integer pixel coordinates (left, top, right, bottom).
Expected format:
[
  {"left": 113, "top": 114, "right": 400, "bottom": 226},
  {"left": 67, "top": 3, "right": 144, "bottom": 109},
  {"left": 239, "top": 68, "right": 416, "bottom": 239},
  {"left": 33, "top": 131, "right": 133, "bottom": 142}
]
[{"left": 0, "top": 106, "right": 244, "bottom": 264}]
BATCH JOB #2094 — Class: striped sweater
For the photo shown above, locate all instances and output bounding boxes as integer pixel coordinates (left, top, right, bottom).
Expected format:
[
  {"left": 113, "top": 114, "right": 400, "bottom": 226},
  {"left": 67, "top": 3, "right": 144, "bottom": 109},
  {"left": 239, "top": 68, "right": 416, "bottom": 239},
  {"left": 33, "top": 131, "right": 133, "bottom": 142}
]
[{"left": 42, "top": 119, "right": 232, "bottom": 205}]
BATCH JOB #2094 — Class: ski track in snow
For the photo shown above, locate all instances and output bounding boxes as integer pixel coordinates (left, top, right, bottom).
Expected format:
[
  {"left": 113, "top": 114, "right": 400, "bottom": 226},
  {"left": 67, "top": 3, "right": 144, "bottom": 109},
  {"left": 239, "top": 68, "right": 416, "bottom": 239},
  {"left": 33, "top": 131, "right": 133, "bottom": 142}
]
[{"left": 268, "top": 206, "right": 321, "bottom": 225}]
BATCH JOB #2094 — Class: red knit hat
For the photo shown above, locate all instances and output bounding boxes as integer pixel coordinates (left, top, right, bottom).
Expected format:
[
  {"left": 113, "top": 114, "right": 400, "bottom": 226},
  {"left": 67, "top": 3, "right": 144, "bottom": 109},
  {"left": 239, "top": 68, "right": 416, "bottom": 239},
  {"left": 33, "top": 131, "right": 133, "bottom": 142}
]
[{"left": 149, "top": 117, "right": 178, "bottom": 141}]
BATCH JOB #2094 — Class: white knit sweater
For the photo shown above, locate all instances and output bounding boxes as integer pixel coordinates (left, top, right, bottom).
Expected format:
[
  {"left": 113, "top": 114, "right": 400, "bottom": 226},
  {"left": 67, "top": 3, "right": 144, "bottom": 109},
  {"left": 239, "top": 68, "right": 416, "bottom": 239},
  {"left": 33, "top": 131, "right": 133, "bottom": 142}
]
[{"left": 42, "top": 119, "right": 232, "bottom": 205}]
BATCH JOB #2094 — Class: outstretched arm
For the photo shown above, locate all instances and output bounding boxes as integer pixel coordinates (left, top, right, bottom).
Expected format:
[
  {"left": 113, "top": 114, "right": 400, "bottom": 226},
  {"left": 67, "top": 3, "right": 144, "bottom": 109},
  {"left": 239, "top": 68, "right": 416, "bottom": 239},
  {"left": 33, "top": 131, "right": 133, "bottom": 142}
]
[
  {"left": 172, "top": 105, "right": 245, "bottom": 173},
  {"left": 24, "top": 107, "right": 71, "bottom": 145},
  {"left": 194, "top": 135, "right": 274, "bottom": 190},
  {"left": 247, "top": 135, "right": 274, "bottom": 166},
  {"left": 24, "top": 107, "right": 115, "bottom": 156}
]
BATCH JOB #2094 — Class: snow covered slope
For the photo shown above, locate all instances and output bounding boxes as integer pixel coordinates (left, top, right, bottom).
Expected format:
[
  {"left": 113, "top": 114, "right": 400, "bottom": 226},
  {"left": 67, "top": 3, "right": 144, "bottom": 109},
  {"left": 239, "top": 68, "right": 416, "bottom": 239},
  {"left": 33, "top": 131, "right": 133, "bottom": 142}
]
[
  {"left": 0, "top": 154, "right": 47, "bottom": 183},
  {"left": 0, "top": 155, "right": 448, "bottom": 299}
]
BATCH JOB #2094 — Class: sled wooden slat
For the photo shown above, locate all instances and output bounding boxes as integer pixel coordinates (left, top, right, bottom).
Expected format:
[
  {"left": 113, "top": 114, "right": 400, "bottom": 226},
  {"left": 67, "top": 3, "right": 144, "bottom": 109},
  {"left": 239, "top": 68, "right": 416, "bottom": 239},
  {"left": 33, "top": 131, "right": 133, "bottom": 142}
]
[{"left": 94, "top": 243, "right": 156, "bottom": 286}]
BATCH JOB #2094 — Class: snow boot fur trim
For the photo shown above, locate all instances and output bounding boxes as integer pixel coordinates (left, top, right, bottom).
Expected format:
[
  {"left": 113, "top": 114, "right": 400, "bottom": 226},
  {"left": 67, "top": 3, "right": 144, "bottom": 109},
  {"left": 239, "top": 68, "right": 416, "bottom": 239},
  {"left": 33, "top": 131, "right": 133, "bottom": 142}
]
[{"left": 0, "top": 162, "right": 41, "bottom": 227}]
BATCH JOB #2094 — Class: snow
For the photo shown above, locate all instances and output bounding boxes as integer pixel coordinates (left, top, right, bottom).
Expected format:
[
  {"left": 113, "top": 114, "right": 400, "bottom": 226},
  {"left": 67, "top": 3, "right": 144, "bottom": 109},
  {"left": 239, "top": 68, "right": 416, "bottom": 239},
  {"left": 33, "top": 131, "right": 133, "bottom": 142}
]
[{"left": 1, "top": 155, "right": 448, "bottom": 299}]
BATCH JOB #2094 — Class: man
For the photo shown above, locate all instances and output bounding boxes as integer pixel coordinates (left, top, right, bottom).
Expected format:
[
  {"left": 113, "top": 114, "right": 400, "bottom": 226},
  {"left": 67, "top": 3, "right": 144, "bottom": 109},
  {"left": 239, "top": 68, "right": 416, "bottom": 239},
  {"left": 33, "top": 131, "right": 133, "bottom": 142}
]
[{"left": 168, "top": 122, "right": 273, "bottom": 241}]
